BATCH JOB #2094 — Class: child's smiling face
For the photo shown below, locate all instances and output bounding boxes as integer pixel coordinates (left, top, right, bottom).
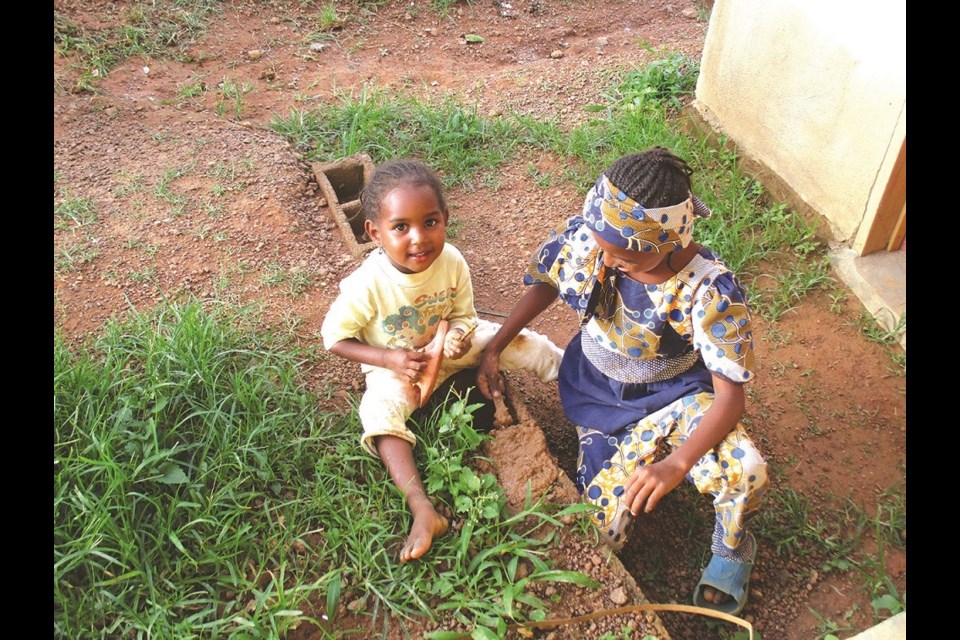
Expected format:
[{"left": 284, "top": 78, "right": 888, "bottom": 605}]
[{"left": 365, "top": 184, "right": 448, "bottom": 274}]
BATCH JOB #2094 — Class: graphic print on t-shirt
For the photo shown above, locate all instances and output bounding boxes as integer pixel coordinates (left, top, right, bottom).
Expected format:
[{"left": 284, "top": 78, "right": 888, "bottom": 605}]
[{"left": 380, "top": 286, "right": 461, "bottom": 349}]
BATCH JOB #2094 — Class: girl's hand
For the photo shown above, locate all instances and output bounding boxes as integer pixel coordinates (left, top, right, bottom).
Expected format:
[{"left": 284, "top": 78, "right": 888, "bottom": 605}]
[
  {"left": 623, "top": 457, "right": 687, "bottom": 515},
  {"left": 476, "top": 351, "right": 504, "bottom": 399},
  {"left": 443, "top": 328, "right": 471, "bottom": 360},
  {"left": 382, "top": 348, "right": 427, "bottom": 382}
]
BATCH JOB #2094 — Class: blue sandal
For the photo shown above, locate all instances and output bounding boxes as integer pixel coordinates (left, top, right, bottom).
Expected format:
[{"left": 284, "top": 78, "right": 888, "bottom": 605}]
[{"left": 692, "top": 533, "right": 756, "bottom": 616}]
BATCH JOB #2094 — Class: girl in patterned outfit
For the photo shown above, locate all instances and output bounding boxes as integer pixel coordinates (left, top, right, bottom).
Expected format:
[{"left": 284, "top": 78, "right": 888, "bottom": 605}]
[
  {"left": 322, "top": 159, "right": 564, "bottom": 564},
  {"left": 477, "top": 147, "right": 769, "bottom": 615}
]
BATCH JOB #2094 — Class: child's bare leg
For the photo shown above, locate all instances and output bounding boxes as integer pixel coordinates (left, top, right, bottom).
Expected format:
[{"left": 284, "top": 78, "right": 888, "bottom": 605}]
[{"left": 375, "top": 435, "right": 449, "bottom": 562}]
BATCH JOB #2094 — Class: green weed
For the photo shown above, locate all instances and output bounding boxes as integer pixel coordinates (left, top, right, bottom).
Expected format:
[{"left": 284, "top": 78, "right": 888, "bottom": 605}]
[
  {"left": 809, "top": 605, "right": 857, "bottom": 640},
  {"left": 751, "top": 255, "right": 835, "bottom": 322},
  {"left": 262, "top": 263, "right": 314, "bottom": 297},
  {"left": 209, "top": 158, "right": 256, "bottom": 182},
  {"left": 853, "top": 309, "right": 906, "bottom": 373},
  {"left": 871, "top": 585, "right": 905, "bottom": 621},
  {"left": 216, "top": 77, "right": 253, "bottom": 120},
  {"left": 54, "top": 2, "right": 220, "bottom": 91},
  {"left": 316, "top": 2, "right": 341, "bottom": 30},
  {"left": 753, "top": 487, "right": 849, "bottom": 557},
  {"left": 153, "top": 164, "right": 194, "bottom": 203},
  {"left": 605, "top": 51, "right": 700, "bottom": 112},
  {"left": 430, "top": 0, "right": 467, "bottom": 16},
  {"left": 855, "top": 309, "right": 906, "bottom": 346},
  {"left": 55, "top": 195, "right": 98, "bottom": 228},
  {"left": 56, "top": 242, "right": 100, "bottom": 272},
  {"left": 128, "top": 266, "right": 156, "bottom": 283},
  {"left": 526, "top": 163, "right": 554, "bottom": 188},
  {"left": 113, "top": 170, "right": 145, "bottom": 197},
  {"left": 828, "top": 290, "right": 847, "bottom": 314},
  {"left": 271, "top": 87, "right": 519, "bottom": 189},
  {"left": 123, "top": 239, "right": 159, "bottom": 259},
  {"left": 176, "top": 76, "right": 207, "bottom": 101}
]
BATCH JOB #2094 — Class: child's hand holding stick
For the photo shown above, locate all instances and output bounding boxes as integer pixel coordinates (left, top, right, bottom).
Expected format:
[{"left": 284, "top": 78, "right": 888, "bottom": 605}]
[{"left": 443, "top": 322, "right": 477, "bottom": 359}]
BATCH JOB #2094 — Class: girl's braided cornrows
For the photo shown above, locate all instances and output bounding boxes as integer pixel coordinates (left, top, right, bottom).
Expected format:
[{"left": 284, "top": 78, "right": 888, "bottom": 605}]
[
  {"left": 605, "top": 146, "right": 693, "bottom": 208},
  {"left": 360, "top": 159, "right": 447, "bottom": 224}
]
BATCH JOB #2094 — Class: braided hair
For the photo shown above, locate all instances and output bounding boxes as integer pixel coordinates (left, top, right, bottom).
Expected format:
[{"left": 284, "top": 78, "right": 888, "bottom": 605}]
[
  {"left": 360, "top": 159, "right": 447, "bottom": 224},
  {"left": 604, "top": 146, "right": 693, "bottom": 208}
]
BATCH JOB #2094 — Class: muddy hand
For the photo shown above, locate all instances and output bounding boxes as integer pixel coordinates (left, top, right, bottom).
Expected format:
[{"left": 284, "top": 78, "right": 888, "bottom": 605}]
[
  {"left": 476, "top": 351, "right": 504, "bottom": 399},
  {"left": 383, "top": 348, "right": 427, "bottom": 382}
]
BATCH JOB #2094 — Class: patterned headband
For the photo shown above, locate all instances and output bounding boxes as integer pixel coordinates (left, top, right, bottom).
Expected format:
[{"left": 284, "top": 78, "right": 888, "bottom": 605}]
[{"left": 582, "top": 174, "right": 711, "bottom": 253}]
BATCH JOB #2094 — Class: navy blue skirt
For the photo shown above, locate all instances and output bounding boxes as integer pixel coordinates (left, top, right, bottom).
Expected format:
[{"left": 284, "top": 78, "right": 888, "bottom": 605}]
[{"left": 557, "top": 333, "right": 715, "bottom": 436}]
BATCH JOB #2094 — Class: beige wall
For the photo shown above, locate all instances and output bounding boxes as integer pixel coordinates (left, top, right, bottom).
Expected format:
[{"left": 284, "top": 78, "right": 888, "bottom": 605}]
[{"left": 694, "top": 1, "right": 905, "bottom": 248}]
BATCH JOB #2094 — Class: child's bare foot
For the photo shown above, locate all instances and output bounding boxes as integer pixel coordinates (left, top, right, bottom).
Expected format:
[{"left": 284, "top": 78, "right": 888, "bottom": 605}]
[{"left": 399, "top": 502, "right": 449, "bottom": 562}]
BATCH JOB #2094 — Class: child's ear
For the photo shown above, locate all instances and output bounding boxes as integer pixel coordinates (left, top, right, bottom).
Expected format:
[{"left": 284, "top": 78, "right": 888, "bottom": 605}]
[{"left": 364, "top": 219, "right": 380, "bottom": 245}]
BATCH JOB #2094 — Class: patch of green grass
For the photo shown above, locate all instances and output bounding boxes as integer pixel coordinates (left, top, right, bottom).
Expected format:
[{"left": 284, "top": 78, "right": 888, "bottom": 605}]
[
  {"left": 852, "top": 309, "right": 906, "bottom": 374},
  {"left": 216, "top": 77, "right": 253, "bottom": 120},
  {"left": 123, "top": 239, "right": 160, "bottom": 259},
  {"left": 751, "top": 255, "right": 835, "bottom": 322},
  {"left": 755, "top": 483, "right": 906, "bottom": 621},
  {"left": 604, "top": 51, "right": 700, "bottom": 112},
  {"left": 176, "top": 76, "right": 207, "bottom": 101},
  {"left": 887, "top": 352, "right": 906, "bottom": 377},
  {"left": 855, "top": 309, "right": 906, "bottom": 346},
  {"left": 209, "top": 158, "right": 256, "bottom": 182},
  {"left": 809, "top": 604, "right": 857, "bottom": 640},
  {"left": 55, "top": 301, "right": 596, "bottom": 638},
  {"left": 56, "top": 242, "right": 100, "bottom": 272},
  {"left": 128, "top": 266, "right": 156, "bottom": 283},
  {"left": 271, "top": 87, "right": 520, "bottom": 189},
  {"left": 262, "top": 263, "right": 314, "bottom": 297},
  {"left": 55, "top": 195, "right": 98, "bottom": 229},
  {"left": 753, "top": 487, "right": 850, "bottom": 557},
  {"left": 113, "top": 170, "right": 145, "bottom": 197},
  {"left": 316, "top": 2, "right": 341, "bottom": 30},
  {"left": 828, "top": 290, "right": 847, "bottom": 314},
  {"left": 54, "top": 2, "right": 220, "bottom": 91},
  {"left": 526, "top": 163, "right": 554, "bottom": 189},
  {"left": 154, "top": 164, "right": 194, "bottom": 203},
  {"left": 430, "top": 0, "right": 469, "bottom": 17},
  {"left": 204, "top": 201, "right": 225, "bottom": 218}
]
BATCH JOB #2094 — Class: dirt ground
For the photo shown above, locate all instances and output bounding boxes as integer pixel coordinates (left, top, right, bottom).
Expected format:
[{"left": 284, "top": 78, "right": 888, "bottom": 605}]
[{"left": 54, "top": 1, "right": 906, "bottom": 638}]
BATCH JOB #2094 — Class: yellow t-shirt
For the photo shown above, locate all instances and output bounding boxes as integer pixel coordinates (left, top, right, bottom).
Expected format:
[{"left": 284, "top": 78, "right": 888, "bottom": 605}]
[{"left": 320, "top": 244, "right": 478, "bottom": 372}]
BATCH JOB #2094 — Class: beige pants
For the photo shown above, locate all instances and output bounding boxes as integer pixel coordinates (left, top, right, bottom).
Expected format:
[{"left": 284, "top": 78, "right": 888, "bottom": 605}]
[{"left": 358, "top": 319, "right": 564, "bottom": 457}]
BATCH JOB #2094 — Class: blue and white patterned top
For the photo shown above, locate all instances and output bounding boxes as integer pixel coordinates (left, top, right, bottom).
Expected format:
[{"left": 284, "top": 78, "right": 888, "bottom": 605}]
[{"left": 525, "top": 215, "right": 755, "bottom": 384}]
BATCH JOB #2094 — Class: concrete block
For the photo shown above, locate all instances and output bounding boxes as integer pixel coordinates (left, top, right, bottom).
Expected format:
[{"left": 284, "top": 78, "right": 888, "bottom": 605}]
[{"left": 312, "top": 153, "right": 377, "bottom": 258}]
